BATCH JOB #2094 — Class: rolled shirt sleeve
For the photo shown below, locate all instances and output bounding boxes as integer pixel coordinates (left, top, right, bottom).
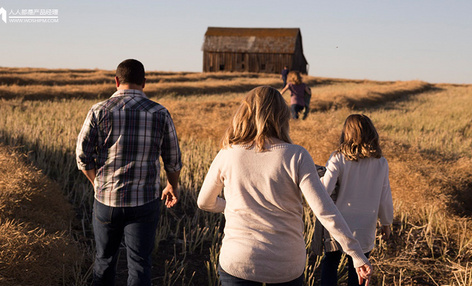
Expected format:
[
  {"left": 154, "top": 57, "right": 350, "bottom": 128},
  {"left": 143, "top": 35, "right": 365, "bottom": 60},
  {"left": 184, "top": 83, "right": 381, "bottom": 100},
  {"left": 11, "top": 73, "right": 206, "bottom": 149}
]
[
  {"left": 76, "top": 109, "right": 98, "bottom": 171},
  {"left": 160, "top": 111, "right": 182, "bottom": 173}
]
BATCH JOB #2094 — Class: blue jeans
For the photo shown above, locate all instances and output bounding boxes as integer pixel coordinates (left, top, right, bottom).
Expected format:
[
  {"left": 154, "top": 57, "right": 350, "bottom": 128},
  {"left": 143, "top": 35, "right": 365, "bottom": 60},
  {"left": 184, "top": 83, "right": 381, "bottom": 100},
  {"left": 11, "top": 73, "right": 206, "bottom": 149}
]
[
  {"left": 92, "top": 199, "right": 160, "bottom": 286},
  {"left": 320, "top": 251, "right": 371, "bottom": 286},
  {"left": 218, "top": 265, "right": 304, "bottom": 286},
  {"left": 291, "top": 104, "right": 305, "bottom": 119}
]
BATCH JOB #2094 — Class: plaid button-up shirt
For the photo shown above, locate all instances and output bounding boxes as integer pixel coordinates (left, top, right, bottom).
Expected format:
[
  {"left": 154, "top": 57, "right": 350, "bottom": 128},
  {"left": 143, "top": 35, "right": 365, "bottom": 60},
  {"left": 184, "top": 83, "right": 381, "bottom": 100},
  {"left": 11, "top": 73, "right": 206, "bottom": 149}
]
[{"left": 76, "top": 89, "right": 182, "bottom": 207}]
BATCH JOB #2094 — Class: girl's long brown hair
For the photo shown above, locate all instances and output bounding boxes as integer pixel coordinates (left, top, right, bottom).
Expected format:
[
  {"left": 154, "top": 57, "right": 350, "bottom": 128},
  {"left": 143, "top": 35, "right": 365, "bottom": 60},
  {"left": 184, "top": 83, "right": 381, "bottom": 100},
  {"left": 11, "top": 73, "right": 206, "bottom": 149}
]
[
  {"left": 222, "top": 86, "right": 292, "bottom": 151},
  {"left": 337, "top": 114, "right": 382, "bottom": 161},
  {"left": 288, "top": 71, "right": 302, "bottom": 85}
]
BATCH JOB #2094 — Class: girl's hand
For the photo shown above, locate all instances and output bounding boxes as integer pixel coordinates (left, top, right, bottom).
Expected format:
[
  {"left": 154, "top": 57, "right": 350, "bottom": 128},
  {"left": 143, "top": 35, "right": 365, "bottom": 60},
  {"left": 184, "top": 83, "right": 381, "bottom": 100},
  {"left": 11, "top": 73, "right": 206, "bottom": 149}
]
[{"left": 356, "top": 263, "right": 372, "bottom": 286}]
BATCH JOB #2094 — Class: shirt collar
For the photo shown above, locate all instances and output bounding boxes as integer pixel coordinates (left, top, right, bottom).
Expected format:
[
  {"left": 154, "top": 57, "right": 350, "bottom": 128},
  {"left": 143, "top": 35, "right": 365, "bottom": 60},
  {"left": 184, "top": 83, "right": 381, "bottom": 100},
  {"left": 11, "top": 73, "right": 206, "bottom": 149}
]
[{"left": 111, "top": 89, "right": 148, "bottom": 99}]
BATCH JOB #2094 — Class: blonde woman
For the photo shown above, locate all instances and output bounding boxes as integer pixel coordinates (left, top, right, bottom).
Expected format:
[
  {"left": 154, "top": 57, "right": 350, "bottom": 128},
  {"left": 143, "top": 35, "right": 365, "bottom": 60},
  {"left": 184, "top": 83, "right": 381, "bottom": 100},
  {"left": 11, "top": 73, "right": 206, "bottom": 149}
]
[
  {"left": 197, "top": 86, "right": 372, "bottom": 285},
  {"left": 281, "top": 71, "right": 311, "bottom": 120},
  {"left": 320, "top": 114, "right": 393, "bottom": 286}
]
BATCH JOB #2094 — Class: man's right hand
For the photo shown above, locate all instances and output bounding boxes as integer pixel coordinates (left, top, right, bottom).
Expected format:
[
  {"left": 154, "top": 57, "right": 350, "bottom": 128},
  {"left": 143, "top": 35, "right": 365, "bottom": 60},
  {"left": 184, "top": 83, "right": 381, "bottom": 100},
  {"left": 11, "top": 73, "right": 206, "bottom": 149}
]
[{"left": 161, "top": 183, "right": 179, "bottom": 208}]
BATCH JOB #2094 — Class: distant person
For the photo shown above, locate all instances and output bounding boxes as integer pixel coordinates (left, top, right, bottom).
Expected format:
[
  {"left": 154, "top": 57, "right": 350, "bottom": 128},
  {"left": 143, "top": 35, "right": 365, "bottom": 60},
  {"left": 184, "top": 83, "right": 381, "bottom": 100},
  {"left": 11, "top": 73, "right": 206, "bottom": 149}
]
[
  {"left": 281, "top": 71, "right": 311, "bottom": 120},
  {"left": 197, "top": 86, "right": 372, "bottom": 286},
  {"left": 76, "top": 59, "right": 182, "bottom": 286},
  {"left": 320, "top": 114, "right": 393, "bottom": 286},
  {"left": 281, "top": 65, "right": 289, "bottom": 87}
]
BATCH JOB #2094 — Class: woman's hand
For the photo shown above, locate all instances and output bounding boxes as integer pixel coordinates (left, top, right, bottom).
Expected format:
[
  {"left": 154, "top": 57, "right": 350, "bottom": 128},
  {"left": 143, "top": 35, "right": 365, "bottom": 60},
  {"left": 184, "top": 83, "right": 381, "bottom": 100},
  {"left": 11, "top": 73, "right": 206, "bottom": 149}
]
[{"left": 356, "top": 263, "right": 372, "bottom": 286}]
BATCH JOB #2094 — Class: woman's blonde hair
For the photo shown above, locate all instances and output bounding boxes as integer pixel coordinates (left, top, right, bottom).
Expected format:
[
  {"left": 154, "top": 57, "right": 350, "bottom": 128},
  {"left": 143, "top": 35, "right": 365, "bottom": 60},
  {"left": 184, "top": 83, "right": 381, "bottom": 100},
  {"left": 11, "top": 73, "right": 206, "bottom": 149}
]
[
  {"left": 337, "top": 114, "right": 382, "bottom": 161},
  {"left": 288, "top": 71, "right": 302, "bottom": 85},
  {"left": 222, "top": 86, "right": 292, "bottom": 151}
]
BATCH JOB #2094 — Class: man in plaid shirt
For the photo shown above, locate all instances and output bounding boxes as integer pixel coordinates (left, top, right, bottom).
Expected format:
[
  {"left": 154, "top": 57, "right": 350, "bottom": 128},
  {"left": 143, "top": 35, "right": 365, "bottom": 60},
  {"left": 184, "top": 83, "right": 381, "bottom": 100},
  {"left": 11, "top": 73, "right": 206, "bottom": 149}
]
[{"left": 76, "top": 59, "right": 182, "bottom": 285}]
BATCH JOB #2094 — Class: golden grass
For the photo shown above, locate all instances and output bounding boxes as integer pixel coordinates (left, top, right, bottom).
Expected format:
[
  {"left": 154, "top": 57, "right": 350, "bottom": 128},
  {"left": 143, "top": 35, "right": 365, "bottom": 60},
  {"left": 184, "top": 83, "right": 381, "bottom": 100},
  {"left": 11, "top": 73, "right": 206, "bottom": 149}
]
[
  {"left": 310, "top": 80, "right": 432, "bottom": 110},
  {"left": 375, "top": 85, "right": 472, "bottom": 158},
  {"left": 0, "top": 76, "right": 282, "bottom": 100},
  {"left": 0, "top": 145, "right": 84, "bottom": 286},
  {"left": 0, "top": 67, "right": 277, "bottom": 86},
  {"left": 0, "top": 67, "right": 471, "bottom": 285}
]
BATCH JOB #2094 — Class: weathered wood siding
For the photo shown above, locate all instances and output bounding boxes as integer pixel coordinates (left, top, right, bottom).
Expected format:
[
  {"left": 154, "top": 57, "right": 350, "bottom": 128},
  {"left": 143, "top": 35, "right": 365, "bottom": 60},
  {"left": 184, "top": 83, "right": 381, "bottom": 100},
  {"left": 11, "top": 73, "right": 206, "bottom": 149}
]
[{"left": 203, "top": 52, "right": 294, "bottom": 73}]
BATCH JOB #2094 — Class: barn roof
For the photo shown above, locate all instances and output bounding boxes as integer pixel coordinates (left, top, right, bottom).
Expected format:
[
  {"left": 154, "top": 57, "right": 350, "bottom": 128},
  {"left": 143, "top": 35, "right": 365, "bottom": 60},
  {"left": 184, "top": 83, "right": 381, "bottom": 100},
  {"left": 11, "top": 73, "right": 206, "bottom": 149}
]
[{"left": 203, "top": 27, "right": 301, "bottom": 54}]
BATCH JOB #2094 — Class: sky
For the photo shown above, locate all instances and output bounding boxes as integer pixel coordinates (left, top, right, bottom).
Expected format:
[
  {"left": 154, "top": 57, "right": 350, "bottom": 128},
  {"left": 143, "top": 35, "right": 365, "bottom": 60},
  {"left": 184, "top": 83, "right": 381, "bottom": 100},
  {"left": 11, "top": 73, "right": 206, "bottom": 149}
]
[{"left": 1, "top": 0, "right": 471, "bottom": 84}]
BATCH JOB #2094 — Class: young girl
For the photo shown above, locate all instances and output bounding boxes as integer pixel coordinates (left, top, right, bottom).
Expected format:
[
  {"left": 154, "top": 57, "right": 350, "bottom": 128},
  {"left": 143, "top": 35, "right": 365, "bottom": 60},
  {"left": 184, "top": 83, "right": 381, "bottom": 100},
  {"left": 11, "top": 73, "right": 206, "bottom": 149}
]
[
  {"left": 197, "top": 87, "right": 372, "bottom": 286},
  {"left": 320, "top": 114, "right": 393, "bottom": 286},
  {"left": 281, "top": 71, "right": 311, "bottom": 120}
]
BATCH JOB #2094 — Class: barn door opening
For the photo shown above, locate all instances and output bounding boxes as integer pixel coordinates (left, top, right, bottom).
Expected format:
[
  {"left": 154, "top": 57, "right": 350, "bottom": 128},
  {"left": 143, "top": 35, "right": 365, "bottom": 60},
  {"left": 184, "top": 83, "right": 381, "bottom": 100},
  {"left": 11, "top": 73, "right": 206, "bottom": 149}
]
[{"left": 237, "top": 53, "right": 248, "bottom": 72}]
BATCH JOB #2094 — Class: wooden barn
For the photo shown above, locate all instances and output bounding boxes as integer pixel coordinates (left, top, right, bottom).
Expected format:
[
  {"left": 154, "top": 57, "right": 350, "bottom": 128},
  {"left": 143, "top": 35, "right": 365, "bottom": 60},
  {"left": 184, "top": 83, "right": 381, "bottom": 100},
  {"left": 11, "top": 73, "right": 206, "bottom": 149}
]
[{"left": 202, "top": 27, "right": 309, "bottom": 74}]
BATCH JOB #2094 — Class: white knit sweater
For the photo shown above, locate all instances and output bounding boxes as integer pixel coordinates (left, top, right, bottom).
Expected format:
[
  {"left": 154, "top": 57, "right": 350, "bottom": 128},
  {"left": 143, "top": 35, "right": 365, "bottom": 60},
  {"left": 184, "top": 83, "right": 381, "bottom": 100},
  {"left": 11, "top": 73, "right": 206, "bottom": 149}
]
[
  {"left": 321, "top": 152, "right": 394, "bottom": 253},
  {"left": 197, "top": 143, "right": 369, "bottom": 283}
]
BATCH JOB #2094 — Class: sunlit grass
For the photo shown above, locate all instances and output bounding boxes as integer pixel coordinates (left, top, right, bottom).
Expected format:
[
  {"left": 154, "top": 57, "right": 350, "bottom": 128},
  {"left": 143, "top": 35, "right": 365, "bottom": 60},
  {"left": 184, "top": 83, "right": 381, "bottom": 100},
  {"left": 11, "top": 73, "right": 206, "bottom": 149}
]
[{"left": 374, "top": 85, "right": 472, "bottom": 159}]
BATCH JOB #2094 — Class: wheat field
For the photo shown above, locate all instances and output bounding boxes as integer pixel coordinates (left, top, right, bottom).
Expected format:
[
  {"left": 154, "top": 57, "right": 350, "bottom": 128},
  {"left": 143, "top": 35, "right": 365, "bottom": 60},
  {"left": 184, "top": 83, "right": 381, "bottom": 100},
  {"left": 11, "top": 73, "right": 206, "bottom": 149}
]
[{"left": 0, "top": 68, "right": 471, "bottom": 285}]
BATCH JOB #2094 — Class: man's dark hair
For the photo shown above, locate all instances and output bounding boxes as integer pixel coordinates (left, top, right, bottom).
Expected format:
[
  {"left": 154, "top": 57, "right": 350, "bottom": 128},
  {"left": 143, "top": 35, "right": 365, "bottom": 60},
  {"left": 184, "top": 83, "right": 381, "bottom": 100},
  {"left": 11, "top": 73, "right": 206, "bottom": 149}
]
[{"left": 116, "top": 59, "right": 145, "bottom": 85}]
